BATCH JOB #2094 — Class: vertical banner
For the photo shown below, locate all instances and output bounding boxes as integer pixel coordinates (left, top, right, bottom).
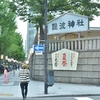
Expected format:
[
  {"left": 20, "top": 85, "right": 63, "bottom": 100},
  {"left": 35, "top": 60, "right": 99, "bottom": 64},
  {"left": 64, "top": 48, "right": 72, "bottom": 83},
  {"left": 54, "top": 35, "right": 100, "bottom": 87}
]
[
  {"left": 69, "top": 50, "right": 78, "bottom": 70},
  {"left": 52, "top": 51, "right": 60, "bottom": 70},
  {"left": 52, "top": 49, "right": 78, "bottom": 70}
]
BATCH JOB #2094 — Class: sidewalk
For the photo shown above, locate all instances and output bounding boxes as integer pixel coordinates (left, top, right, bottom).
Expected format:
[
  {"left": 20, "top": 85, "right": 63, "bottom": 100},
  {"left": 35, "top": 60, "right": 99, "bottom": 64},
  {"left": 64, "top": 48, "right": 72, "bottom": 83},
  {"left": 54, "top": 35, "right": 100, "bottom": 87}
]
[{"left": 0, "top": 70, "right": 100, "bottom": 99}]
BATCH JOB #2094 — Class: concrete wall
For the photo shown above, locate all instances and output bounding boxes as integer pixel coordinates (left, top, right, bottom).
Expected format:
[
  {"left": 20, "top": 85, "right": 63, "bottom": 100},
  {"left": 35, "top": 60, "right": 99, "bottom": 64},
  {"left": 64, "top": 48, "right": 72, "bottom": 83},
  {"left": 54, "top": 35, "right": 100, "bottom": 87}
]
[{"left": 30, "top": 50, "right": 100, "bottom": 85}]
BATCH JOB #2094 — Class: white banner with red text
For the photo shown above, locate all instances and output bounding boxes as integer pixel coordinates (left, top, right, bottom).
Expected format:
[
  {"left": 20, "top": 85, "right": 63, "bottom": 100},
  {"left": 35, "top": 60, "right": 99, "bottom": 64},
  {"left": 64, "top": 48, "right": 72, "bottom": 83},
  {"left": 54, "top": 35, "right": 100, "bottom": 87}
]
[{"left": 52, "top": 49, "right": 79, "bottom": 70}]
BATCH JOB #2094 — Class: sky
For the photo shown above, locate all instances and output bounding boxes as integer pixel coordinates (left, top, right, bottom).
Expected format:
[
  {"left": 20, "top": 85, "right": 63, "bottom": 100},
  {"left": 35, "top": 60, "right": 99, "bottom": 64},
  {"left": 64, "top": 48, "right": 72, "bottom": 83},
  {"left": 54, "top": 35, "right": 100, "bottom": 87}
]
[
  {"left": 16, "top": 17, "right": 27, "bottom": 47},
  {"left": 90, "top": 16, "right": 100, "bottom": 27}
]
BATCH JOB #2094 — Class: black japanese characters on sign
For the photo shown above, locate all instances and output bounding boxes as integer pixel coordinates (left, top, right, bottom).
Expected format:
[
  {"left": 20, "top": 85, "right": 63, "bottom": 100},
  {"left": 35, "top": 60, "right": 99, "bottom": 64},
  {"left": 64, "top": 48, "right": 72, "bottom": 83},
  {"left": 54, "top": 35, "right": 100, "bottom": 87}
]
[
  {"left": 77, "top": 19, "right": 84, "bottom": 27},
  {"left": 71, "top": 53, "right": 75, "bottom": 67},
  {"left": 55, "top": 53, "right": 59, "bottom": 67},
  {"left": 52, "top": 23, "right": 58, "bottom": 30},
  {"left": 68, "top": 20, "right": 75, "bottom": 28},
  {"left": 59, "top": 22, "right": 66, "bottom": 29},
  {"left": 52, "top": 19, "right": 84, "bottom": 30}
]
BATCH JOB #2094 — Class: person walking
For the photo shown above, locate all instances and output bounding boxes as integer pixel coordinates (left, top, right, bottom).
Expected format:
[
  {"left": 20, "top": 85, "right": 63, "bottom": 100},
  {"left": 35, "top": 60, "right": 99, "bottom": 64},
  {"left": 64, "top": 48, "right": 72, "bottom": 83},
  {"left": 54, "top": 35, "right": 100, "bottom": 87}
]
[
  {"left": 4, "top": 67, "right": 9, "bottom": 83},
  {"left": 19, "top": 64, "right": 30, "bottom": 100}
]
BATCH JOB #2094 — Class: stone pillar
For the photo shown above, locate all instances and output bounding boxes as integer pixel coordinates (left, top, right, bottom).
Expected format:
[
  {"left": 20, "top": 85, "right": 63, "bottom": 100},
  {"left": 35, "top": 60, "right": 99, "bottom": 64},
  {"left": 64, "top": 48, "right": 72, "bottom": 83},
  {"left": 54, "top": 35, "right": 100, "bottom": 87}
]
[
  {"left": 82, "top": 40, "right": 84, "bottom": 50},
  {"left": 78, "top": 32, "right": 81, "bottom": 38},
  {"left": 93, "top": 39, "right": 96, "bottom": 49},
  {"left": 71, "top": 41, "right": 73, "bottom": 50},
  {"left": 64, "top": 41, "right": 66, "bottom": 49},
  {"left": 55, "top": 42, "right": 57, "bottom": 51},
  {"left": 49, "top": 43, "right": 51, "bottom": 51},
  {"left": 89, "top": 40, "right": 92, "bottom": 49},
  {"left": 52, "top": 43, "right": 54, "bottom": 51},
  {"left": 75, "top": 41, "right": 77, "bottom": 50},
  {"left": 68, "top": 41, "right": 70, "bottom": 49},
  {"left": 97, "top": 39, "right": 100, "bottom": 49},
  {"left": 58, "top": 42, "right": 60, "bottom": 50}
]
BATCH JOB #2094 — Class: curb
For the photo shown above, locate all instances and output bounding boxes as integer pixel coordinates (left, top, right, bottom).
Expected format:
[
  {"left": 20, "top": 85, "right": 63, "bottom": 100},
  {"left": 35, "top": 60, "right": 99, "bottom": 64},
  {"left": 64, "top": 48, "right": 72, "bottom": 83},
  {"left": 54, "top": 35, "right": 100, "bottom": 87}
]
[
  {"left": 1, "top": 94, "right": 100, "bottom": 99},
  {"left": 30, "top": 93, "right": 100, "bottom": 98}
]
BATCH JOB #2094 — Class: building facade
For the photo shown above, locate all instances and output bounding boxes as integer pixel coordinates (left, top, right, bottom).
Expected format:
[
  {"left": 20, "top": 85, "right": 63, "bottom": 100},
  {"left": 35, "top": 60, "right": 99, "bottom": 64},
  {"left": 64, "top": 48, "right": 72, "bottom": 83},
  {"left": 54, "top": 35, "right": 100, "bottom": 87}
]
[
  {"left": 28, "top": 13, "right": 100, "bottom": 85},
  {"left": 26, "top": 22, "right": 37, "bottom": 59}
]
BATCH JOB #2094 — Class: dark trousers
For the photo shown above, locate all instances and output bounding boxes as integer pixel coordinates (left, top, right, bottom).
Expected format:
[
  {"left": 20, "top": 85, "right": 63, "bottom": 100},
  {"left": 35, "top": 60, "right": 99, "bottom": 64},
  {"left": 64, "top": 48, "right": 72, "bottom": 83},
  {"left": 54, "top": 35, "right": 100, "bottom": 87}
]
[{"left": 20, "top": 82, "right": 28, "bottom": 97}]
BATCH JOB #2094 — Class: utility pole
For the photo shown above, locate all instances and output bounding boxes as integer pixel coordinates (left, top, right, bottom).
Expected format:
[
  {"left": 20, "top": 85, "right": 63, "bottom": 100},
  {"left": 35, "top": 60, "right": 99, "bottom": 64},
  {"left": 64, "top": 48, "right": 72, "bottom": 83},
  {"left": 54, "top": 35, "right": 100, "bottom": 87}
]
[{"left": 44, "top": 0, "right": 48, "bottom": 94}]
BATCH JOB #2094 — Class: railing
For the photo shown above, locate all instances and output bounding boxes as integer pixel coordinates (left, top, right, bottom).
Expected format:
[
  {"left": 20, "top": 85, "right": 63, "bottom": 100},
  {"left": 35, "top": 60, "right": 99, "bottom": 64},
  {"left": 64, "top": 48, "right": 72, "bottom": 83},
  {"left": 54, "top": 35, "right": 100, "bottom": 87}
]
[
  {"left": 48, "top": 37, "right": 100, "bottom": 51},
  {"left": 28, "top": 37, "right": 100, "bottom": 60}
]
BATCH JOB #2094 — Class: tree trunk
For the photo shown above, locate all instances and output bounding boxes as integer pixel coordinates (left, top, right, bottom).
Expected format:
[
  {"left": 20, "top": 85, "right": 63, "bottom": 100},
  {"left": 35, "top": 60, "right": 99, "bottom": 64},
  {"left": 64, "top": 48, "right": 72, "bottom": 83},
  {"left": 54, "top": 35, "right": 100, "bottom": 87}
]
[
  {"left": 39, "top": 23, "right": 44, "bottom": 43},
  {"left": 33, "top": 23, "right": 44, "bottom": 44}
]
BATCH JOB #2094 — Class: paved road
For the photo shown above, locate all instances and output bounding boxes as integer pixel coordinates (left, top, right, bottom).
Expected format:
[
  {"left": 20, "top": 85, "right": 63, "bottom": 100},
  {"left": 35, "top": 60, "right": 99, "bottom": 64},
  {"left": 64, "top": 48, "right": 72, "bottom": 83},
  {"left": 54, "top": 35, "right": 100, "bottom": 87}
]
[{"left": 1, "top": 96, "right": 100, "bottom": 100}]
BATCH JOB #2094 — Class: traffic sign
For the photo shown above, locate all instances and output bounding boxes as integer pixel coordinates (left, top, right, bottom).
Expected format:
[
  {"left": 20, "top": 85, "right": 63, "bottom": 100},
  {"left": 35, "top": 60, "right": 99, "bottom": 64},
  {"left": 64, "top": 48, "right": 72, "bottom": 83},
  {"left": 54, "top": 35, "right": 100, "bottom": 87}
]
[
  {"left": 34, "top": 45, "right": 45, "bottom": 52},
  {"left": 35, "top": 51, "right": 43, "bottom": 55}
]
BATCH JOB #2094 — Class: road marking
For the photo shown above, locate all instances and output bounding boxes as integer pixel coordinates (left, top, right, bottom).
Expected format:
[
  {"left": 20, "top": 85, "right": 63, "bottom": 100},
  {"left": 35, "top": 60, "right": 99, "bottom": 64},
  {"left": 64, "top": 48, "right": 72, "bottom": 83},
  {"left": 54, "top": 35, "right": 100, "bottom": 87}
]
[
  {"left": 75, "top": 97, "right": 93, "bottom": 100},
  {"left": 0, "top": 93, "right": 13, "bottom": 96}
]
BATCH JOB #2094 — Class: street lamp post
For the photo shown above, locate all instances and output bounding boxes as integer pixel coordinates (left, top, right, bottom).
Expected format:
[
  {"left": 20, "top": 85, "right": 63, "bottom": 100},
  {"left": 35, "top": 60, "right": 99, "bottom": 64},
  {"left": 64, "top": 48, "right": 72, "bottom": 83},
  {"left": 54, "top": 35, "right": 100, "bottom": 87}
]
[{"left": 44, "top": 0, "right": 48, "bottom": 94}]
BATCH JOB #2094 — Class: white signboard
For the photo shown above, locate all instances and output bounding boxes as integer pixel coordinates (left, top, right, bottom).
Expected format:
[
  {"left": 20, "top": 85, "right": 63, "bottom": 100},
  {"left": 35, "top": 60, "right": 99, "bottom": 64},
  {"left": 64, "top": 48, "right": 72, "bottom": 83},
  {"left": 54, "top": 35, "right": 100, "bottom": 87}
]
[
  {"left": 52, "top": 49, "right": 79, "bottom": 70},
  {"left": 35, "top": 51, "right": 43, "bottom": 55},
  {"left": 48, "top": 13, "right": 89, "bottom": 35}
]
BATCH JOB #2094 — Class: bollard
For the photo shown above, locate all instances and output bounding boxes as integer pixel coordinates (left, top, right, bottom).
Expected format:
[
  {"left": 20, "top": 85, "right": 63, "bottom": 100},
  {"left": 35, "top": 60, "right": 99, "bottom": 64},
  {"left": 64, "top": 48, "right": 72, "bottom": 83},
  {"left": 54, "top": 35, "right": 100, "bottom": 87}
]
[{"left": 48, "top": 70, "right": 54, "bottom": 86}]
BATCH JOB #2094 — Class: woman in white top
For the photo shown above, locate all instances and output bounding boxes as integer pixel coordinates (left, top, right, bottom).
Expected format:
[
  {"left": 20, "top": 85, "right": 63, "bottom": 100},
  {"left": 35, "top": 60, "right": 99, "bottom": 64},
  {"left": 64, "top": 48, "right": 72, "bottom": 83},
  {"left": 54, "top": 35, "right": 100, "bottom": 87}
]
[{"left": 19, "top": 64, "right": 30, "bottom": 100}]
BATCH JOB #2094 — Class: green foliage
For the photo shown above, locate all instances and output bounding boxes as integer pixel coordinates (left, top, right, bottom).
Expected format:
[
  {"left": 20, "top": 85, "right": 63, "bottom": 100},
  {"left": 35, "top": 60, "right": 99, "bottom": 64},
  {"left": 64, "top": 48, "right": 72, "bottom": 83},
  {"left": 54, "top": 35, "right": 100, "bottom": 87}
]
[
  {"left": 6, "top": 33, "right": 25, "bottom": 61},
  {"left": 9, "top": 0, "right": 100, "bottom": 40},
  {"left": 10, "top": 0, "right": 100, "bottom": 22},
  {"left": 0, "top": 0, "right": 25, "bottom": 62}
]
